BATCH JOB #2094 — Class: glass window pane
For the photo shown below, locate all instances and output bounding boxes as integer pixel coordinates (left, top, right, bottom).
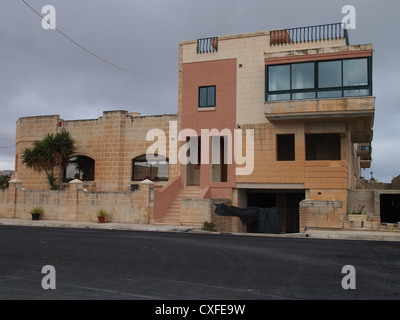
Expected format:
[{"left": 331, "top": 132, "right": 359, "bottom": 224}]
[
  {"left": 133, "top": 155, "right": 169, "bottom": 181},
  {"left": 344, "top": 89, "right": 370, "bottom": 97},
  {"left": 292, "top": 92, "right": 316, "bottom": 100},
  {"left": 343, "top": 59, "right": 368, "bottom": 86},
  {"left": 199, "top": 86, "right": 215, "bottom": 107},
  {"left": 318, "top": 61, "right": 342, "bottom": 88},
  {"left": 199, "top": 87, "right": 208, "bottom": 107},
  {"left": 292, "top": 63, "right": 314, "bottom": 89},
  {"left": 207, "top": 86, "right": 215, "bottom": 106},
  {"left": 268, "top": 93, "right": 291, "bottom": 101},
  {"left": 268, "top": 65, "right": 290, "bottom": 91},
  {"left": 317, "top": 90, "right": 342, "bottom": 99}
]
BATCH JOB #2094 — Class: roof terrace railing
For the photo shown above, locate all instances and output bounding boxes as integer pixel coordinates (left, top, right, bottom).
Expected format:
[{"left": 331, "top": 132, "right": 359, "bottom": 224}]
[
  {"left": 197, "top": 37, "right": 218, "bottom": 54},
  {"left": 270, "top": 23, "right": 349, "bottom": 46}
]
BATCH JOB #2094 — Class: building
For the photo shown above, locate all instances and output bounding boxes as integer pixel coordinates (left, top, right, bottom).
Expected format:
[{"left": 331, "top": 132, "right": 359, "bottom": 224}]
[
  {"left": 14, "top": 23, "right": 378, "bottom": 232},
  {"left": 15, "top": 111, "right": 179, "bottom": 191}
]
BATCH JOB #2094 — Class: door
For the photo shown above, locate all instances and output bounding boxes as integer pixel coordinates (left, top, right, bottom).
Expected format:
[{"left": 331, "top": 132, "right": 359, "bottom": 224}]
[{"left": 211, "top": 136, "right": 227, "bottom": 182}]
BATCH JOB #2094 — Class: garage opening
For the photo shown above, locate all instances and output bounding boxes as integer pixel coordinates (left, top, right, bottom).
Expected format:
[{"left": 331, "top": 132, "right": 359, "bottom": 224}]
[
  {"left": 246, "top": 190, "right": 305, "bottom": 233},
  {"left": 380, "top": 194, "right": 400, "bottom": 223}
]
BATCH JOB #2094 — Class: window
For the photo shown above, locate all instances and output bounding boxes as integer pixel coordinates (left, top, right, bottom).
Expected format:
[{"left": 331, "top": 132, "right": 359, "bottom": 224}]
[
  {"left": 291, "top": 63, "right": 314, "bottom": 90},
  {"left": 266, "top": 58, "right": 372, "bottom": 101},
  {"left": 132, "top": 155, "right": 169, "bottom": 181},
  {"left": 199, "top": 86, "right": 216, "bottom": 108},
  {"left": 277, "top": 134, "right": 295, "bottom": 161},
  {"left": 318, "top": 61, "right": 342, "bottom": 88},
  {"left": 64, "top": 156, "right": 95, "bottom": 181},
  {"left": 268, "top": 65, "right": 290, "bottom": 91},
  {"left": 343, "top": 58, "right": 368, "bottom": 86},
  {"left": 305, "top": 134, "right": 341, "bottom": 160}
]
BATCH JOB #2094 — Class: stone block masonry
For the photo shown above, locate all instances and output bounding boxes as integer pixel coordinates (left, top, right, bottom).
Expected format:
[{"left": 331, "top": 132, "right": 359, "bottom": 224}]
[
  {"left": 0, "top": 179, "right": 154, "bottom": 224},
  {"left": 15, "top": 111, "right": 179, "bottom": 192},
  {"left": 299, "top": 200, "right": 344, "bottom": 230}
]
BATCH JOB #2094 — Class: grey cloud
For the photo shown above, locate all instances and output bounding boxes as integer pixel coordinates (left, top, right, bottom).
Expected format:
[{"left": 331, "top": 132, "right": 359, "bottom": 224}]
[{"left": 0, "top": 0, "right": 399, "bottom": 183}]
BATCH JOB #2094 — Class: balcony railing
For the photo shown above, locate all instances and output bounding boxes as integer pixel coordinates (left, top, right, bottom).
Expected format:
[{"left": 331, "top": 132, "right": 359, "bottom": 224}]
[
  {"left": 270, "top": 23, "right": 349, "bottom": 46},
  {"left": 197, "top": 37, "right": 218, "bottom": 54}
]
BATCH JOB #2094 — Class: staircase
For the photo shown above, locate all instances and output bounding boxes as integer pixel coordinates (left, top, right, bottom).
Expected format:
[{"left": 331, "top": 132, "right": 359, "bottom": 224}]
[{"left": 154, "top": 186, "right": 202, "bottom": 225}]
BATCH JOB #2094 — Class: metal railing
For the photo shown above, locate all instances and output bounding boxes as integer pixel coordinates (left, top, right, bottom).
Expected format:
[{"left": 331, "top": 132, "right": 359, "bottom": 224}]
[
  {"left": 197, "top": 37, "right": 218, "bottom": 54},
  {"left": 270, "top": 23, "right": 349, "bottom": 46}
]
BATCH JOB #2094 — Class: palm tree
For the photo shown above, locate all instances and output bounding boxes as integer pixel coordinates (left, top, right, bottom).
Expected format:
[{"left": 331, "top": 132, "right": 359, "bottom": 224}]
[{"left": 22, "top": 130, "right": 76, "bottom": 190}]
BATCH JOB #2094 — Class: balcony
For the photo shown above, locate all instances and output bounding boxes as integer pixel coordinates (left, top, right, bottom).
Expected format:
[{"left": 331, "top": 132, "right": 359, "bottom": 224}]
[
  {"left": 360, "top": 156, "right": 372, "bottom": 169},
  {"left": 270, "top": 23, "right": 349, "bottom": 47},
  {"left": 356, "top": 143, "right": 372, "bottom": 157},
  {"left": 197, "top": 37, "right": 218, "bottom": 54},
  {"left": 265, "top": 96, "right": 375, "bottom": 122}
]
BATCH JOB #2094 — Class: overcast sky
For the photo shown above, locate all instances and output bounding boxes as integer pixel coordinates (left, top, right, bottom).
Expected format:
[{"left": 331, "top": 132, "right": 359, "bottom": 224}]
[{"left": 1, "top": 0, "right": 399, "bottom": 182}]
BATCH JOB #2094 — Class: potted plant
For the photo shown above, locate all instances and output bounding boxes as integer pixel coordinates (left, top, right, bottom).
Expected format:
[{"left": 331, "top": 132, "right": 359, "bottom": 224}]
[
  {"left": 29, "top": 206, "right": 44, "bottom": 220},
  {"left": 96, "top": 209, "right": 108, "bottom": 223}
]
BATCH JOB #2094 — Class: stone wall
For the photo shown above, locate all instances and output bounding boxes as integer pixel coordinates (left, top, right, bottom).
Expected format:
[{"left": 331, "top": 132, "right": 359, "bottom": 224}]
[
  {"left": 180, "top": 197, "right": 245, "bottom": 233},
  {"left": 347, "top": 189, "right": 375, "bottom": 217},
  {"left": 299, "top": 200, "right": 344, "bottom": 230},
  {"left": 15, "top": 111, "right": 179, "bottom": 192},
  {"left": 0, "top": 179, "right": 154, "bottom": 224}
]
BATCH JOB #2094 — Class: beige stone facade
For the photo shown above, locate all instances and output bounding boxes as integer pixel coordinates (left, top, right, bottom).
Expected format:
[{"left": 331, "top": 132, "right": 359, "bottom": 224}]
[
  {"left": 15, "top": 111, "right": 179, "bottom": 192},
  {"left": 8, "top": 24, "right": 379, "bottom": 233},
  {"left": 0, "top": 179, "right": 154, "bottom": 224}
]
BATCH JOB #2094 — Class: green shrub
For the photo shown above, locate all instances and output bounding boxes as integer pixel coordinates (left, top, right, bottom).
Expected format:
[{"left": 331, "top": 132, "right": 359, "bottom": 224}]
[
  {"left": 29, "top": 207, "right": 44, "bottom": 215},
  {"left": 202, "top": 221, "right": 217, "bottom": 232}
]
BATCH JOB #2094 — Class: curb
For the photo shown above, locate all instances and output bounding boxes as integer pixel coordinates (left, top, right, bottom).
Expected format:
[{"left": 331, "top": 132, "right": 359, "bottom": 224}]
[{"left": 1, "top": 218, "right": 400, "bottom": 242}]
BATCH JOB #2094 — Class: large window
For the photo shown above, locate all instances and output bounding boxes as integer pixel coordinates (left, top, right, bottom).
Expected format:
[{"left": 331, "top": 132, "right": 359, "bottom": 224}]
[
  {"left": 199, "top": 85, "right": 216, "bottom": 108},
  {"left": 64, "top": 156, "right": 95, "bottom": 181},
  {"left": 266, "top": 58, "right": 372, "bottom": 101},
  {"left": 132, "top": 155, "right": 169, "bottom": 181}
]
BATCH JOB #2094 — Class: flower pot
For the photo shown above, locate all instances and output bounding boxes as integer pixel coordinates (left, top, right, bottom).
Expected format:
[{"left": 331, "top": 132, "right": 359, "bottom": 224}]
[
  {"left": 31, "top": 214, "right": 40, "bottom": 221},
  {"left": 97, "top": 216, "right": 105, "bottom": 223}
]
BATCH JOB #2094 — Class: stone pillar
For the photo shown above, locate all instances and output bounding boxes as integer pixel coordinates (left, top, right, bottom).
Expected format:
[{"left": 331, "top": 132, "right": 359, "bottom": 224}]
[
  {"left": 8, "top": 179, "right": 23, "bottom": 190},
  {"left": 8, "top": 179, "right": 23, "bottom": 218},
  {"left": 139, "top": 179, "right": 154, "bottom": 224},
  {"left": 69, "top": 179, "right": 84, "bottom": 191},
  {"left": 69, "top": 179, "right": 84, "bottom": 221}
]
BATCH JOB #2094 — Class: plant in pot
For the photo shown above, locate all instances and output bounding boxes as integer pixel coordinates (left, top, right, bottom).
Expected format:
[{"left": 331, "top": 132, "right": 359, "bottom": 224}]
[
  {"left": 96, "top": 209, "right": 108, "bottom": 223},
  {"left": 29, "top": 206, "right": 44, "bottom": 220}
]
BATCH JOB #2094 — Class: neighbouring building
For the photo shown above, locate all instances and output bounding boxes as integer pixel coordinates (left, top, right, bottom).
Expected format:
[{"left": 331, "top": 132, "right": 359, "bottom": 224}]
[{"left": 13, "top": 23, "right": 387, "bottom": 232}]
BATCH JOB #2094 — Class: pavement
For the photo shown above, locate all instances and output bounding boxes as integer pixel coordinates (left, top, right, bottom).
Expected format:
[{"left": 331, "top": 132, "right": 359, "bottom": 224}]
[{"left": 1, "top": 217, "right": 400, "bottom": 242}]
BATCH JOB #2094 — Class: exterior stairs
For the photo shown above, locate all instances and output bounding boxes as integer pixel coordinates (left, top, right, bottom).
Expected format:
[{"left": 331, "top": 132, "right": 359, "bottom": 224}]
[{"left": 154, "top": 186, "right": 202, "bottom": 225}]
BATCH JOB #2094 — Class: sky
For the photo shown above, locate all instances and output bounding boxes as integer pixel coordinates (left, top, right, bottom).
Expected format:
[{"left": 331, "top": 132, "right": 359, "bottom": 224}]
[{"left": 0, "top": 0, "right": 399, "bottom": 183}]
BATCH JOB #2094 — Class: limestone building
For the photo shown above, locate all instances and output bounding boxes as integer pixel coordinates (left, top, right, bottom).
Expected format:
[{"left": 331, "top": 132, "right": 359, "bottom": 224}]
[{"left": 15, "top": 23, "right": 376, "bottom": 232}]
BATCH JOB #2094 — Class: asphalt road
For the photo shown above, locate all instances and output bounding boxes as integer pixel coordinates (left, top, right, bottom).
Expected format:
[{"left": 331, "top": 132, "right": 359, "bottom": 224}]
[{"left": 0, "top": 225, "right": 399, "bottom": 301}]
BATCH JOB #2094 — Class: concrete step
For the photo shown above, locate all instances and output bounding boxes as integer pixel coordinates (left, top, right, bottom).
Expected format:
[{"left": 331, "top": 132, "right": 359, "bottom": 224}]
[{"left": 154, "top": 186, "right": 203, "bottom": 226}]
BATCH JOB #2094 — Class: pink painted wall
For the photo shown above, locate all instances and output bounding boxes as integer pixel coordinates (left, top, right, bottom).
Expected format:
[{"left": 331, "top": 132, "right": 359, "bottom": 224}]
[{"left": 181, "top": 58, "right": 237, "bottom": 198}]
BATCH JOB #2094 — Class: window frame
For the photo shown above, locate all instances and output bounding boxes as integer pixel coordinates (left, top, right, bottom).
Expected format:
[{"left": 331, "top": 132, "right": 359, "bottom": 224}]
[
  {"left": 131, "top": 154, "right": 169, "bottom": 182},
  {"left": 198, "top": 85, "right": 216, "bottom": 108},
  {"left": 265, "top": 57, "right": 372, "bottom": 102}
]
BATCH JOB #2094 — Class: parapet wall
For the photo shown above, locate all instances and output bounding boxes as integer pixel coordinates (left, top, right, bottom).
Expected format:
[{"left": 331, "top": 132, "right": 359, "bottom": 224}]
[{"left": 0, "top": 179, "right": 154, "bottom": 224}]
